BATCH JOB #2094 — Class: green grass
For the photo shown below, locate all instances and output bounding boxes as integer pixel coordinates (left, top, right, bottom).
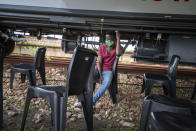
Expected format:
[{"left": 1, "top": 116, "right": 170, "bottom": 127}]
[
  {"left": 21, "top": 103, "right": 34, "bottom": 110},
  {"left": 17, "top": 41, "right": 60, "bottom": 48},
  {"left": 130, "top": 124, "right": 139, "bottom": 131},
  {"left": 7, "top": 98, "right": 21, "bottom": 106}
]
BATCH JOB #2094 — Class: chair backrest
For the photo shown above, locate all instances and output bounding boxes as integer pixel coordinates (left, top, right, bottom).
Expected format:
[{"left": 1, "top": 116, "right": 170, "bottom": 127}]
[
  {"left": 33, "top": 47, "right": 46, "bottom": 69},
  {"left": 167, "top": 55, "right": 181, "bottom": 78},
  {"left": 112, "top": 56, "right": 120, "bottom": 75},
  {"left": 66, "top": 46, "right": 97, "bottom": 96},
  {"left": 108, "top": 55, "right": 120, "bottom": 104}
]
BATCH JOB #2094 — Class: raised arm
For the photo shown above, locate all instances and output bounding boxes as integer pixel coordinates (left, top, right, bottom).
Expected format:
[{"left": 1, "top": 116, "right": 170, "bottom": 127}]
[{"left": 116, "top": 31, "right": 124, "bottom": 56}]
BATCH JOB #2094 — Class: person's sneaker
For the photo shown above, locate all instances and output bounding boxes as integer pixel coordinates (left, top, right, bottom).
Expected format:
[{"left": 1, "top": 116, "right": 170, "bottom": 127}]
[{"left": 74, "top": 101, "right": 82, "bottom": 108}]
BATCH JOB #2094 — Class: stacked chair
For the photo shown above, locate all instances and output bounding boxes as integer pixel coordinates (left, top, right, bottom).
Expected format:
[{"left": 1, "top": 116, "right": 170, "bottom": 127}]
[
  {"left": 20, "top": 47, "right": 97, "bottom": 131},
  {"left": 139, "top": 94, "right": 196, "bottom": 131},
  {"left": 139, "top": 55, "right": 196, "bottom": 131},
  {"left": 141, "top": 55, "right": 181, "bottom": 98},
  {"left": 150, "top": 111, "right": 196, "bottom": 131},
  {"left": 10, "top": 47, "right": 46, "bottom": 89}
]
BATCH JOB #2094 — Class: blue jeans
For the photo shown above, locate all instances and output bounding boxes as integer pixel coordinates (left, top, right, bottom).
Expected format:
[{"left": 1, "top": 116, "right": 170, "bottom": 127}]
[{"left": 93, "top": 68, "right": 113, "bottom": 105}]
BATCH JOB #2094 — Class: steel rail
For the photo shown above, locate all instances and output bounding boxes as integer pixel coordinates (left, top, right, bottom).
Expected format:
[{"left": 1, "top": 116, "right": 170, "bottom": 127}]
[{"left": 4, "top": 55, "right": 196, "bottom": 78}]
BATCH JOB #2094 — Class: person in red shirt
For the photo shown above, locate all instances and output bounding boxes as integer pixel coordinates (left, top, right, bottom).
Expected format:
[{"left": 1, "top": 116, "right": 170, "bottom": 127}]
[
  {"left": 74, "top": 31, "right": 124, "bottom": 107},
  {"left": 92, "top": 31, "right": 124, "bottom": 105}
]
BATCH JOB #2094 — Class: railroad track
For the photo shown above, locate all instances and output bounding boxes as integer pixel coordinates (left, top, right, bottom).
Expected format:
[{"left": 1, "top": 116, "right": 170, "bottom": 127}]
[{"left": 4, "top": 55, "right": 196, "bottom": 78}]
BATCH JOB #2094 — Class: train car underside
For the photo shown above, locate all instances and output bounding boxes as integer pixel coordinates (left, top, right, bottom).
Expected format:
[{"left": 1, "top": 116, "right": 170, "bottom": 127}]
[{"left": 0, "top": 4, "right": 196, "bottom": 64}]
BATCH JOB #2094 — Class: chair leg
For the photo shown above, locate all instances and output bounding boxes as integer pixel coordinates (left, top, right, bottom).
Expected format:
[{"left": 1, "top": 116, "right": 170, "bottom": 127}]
[
  {"left": 162, "top": 85, "right": 168, "bottom": 96},
  {"left": 20, "top": 90, "right": 32, "bottom": 131},
  {"left": 32, "top": 69, "right": 36, "bottom": 86},
  {"left": 145, "top": 80, "right": 152, "bottom": 96},
  {"left": 59, "top": 97, "right": 67, "bottom": 131},
  {"left": 141, "top": 79, "right": 145, "bottom": 93},
  {"left": 191, "top": 84, "right": 196, "bottom": 100},
  {"left": 139, "top": 99, "right": 152, "bottom": 131},
  {"left": 50, "top": 95, "right": 66, "bottom": 129},
  {"left": 50, "top": 111, "right": 54, "bottom": 128},
  {"left": 10, "top": 69, "right": 15, "bottom": 89},
  {"left": 113, "top": 75, "right": 118, "bottom": 94},
  {"left": 21, "top": 73, "right": 26, "bottom": 83},
  {"left": 170, "top": 81, "right": 176, "bottom": 98},
  {"left": 26, "top": 71, "right": 35, "bottom": 86},
  {"left": 49, "top": 96, "right": 59, "bottom": 131},
  {"left": 108, "top": 78, "right": 117, "bottom": 104},
  {"left": 47, "top": 95, "right": 59, "bottom": 131},
  {"left": 38, "top": 68, "right": 46, "bottom": 85},
  {"left": 82, "top": 92, "right": 93, "bottom": 131}
]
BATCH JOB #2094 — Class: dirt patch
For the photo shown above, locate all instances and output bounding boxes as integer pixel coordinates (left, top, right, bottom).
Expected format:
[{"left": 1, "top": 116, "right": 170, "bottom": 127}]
[{"left": 2, "top": 64, "right": 196, "bottom": 130}]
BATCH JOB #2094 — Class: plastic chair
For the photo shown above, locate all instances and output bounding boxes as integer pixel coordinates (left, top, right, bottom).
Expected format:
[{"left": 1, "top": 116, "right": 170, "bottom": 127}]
[
  {"left": 93, "top": 56, "right": 119, "bottom": 104},
  {"left": 20, "top": 47, "right": 97, "bottom": 131},
  {"left": 10, "top": 47, "right": 46, "bottom": 89},
  {"left": 141, "top": 55, "right": 181, "bottom": 98},
  {"left": 150, "top": 112, "right": 196, "bottom": 131},
  {"left": 139, "top": 94, "right": 196, "bottom": 131}
]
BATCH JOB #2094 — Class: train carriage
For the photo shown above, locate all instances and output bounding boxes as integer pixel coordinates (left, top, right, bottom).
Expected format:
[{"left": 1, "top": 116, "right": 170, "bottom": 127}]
[{"left": 0, "top": 0, "right": 196, "bottom": 63}]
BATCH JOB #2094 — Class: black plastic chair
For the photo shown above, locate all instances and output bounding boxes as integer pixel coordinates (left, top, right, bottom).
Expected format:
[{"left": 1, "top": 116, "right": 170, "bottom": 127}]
[
  {"left": 141, "top": 55, "right": 181, "bottom": 98},
  {"left": 93, "top": 55, "right": 119, "bottom": 104},
  {"left": 20, "top": 47, "right": 97, "bottom": 131},
  {"left": 139, "top": 94, "right": 196, "bottom": 131},
  {"left": 10, "top": 47, "right": 46, "bottom": 89},
  {"left": 150, "top": 112, "right": 196, "bottom": 131}
]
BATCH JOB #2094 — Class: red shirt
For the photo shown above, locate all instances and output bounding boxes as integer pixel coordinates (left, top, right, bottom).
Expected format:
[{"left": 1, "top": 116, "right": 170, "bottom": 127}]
[{"left": 98, "top": 44, "right": 123, "bottom": 71}]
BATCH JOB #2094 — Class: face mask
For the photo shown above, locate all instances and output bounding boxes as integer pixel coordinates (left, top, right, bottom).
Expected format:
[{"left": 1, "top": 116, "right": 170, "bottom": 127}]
[{"left": 105, "top": 40, "right": 114, "bottom": 47}]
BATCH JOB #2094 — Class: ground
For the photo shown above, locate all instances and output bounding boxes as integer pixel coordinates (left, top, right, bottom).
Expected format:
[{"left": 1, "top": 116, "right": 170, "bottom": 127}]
[{"left": 1, "top": 64, "right": 196, "bottom": 131}]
